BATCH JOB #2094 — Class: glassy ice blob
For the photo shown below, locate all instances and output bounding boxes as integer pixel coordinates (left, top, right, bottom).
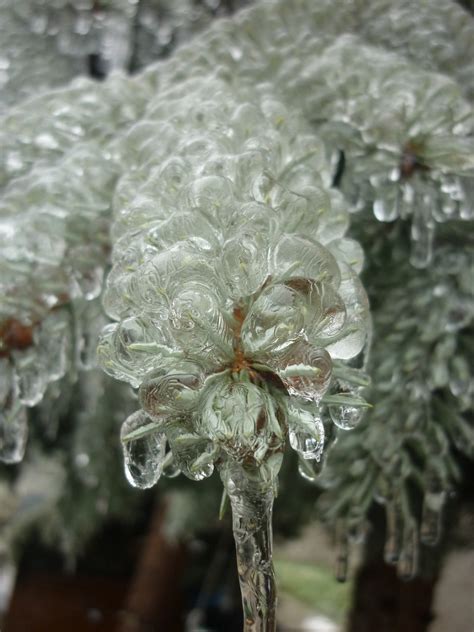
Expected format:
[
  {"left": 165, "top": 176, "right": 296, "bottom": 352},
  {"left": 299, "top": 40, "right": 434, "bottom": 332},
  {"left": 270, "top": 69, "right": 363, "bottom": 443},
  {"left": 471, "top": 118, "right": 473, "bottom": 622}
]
[
  {"left": 288, "top": 403, "right": 324, "bottom": 460},
  {"left": 278, "top": 345, "right": 333, "bottom": 401},
  {"left": 329, "top": 402, "right": 365, "bottom": 430},
  {"left": 120, "top": 409, "right": 166, "bottom": 489}
]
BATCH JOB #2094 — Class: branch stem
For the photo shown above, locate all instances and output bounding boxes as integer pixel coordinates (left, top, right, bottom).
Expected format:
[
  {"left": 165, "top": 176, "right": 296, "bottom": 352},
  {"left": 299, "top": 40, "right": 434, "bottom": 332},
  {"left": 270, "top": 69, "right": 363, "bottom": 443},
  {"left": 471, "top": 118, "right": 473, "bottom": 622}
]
[{"left": 219, "top": 461, "right": 277, "bottom": 632}]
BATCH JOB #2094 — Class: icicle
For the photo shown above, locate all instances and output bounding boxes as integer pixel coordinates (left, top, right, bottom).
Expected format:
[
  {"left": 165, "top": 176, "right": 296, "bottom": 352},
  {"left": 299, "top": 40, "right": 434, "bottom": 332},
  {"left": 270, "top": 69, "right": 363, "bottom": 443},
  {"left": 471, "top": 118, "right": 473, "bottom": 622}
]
[
  {"left": 397, "top": 521, "right": 419, "bottom": 581},
  {"left": 348, "top": 520, "right": 367, "bottom": 545},
  {"left": 410, "top": 204, "right": 435, "bottom": 269},
  {"left": 0, "top": 359, "right": 13, "bottom": 404},
  {"left": 120, "top": 410, "right": 166, "bottom": 489},
  {"left": 384, "top": 497, "right": 403, "bottom": 564},
  {"left": 37, "top": 310, "right": 70, "bottom": 381},
  {"left": 37, "top": 380, "right": 69, "bottom": 440},
  {"left": 75, "top": 301, "right": 105, "bottom": 371},
  {"left": 0, "top": 392, "right": 28, "bottom": 464},
  {"left": 220, "top": 460, "right": 277, "bottom": 632},
  {"left": 420, "top": 484, "right": 446, "bottom": 546},
  {"left": 0, "top": 544, "right": 16, "bottom": 621},
  {"left": 287, "top": 401, "right": 325, "bottom": 461},
  {"left": 335, "top": 523, "right": 350, "bottom": 583},
  {"left": 13, "top": 348, "right": 48, "bottom": 407}
]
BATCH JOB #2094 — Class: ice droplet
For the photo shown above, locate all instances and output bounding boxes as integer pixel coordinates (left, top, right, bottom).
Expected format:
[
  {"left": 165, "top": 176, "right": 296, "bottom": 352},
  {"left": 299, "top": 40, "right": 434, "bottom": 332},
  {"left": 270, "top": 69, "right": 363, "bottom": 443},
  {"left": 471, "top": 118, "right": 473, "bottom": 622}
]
[
  {"left": 373, "top": 192, "right": 399, "bottom": 222},
  {"left": 329, "top": 403, "right": 365, "bottom": 430},
  {"left": 288, "top": 402, "right": 325, "bottom": 460},
  {"left": 13, "top": 349, "right": 48, "bottom": 407},
  {"left": 445, "top": 299, "right": 471, "bottom": 333},
  {"left": 298, "top": 455, "right": 324, "bottom": 483},
  {"left": 166, "top": 425, "right": 216, "bottom": 481},
  {"left": 0, "top": 394, "right": 28, "bottom": 464},
  {"left": 278, "top": 345, "right": 333, "bottom": 402},
  {"left": 410, "top": 208, "right": 434, "bottom": 269},
  {"left": 184, "top": 459, "right": 214, "bottom": 482},
  {"left": 75, "top": 452, "right": 90, "bottom": 468},
  {"left": 121, "top": 410, "right": 166, "bottom": 489},
  {"left": 449, "top": 356, "right": 470, "bottom": 398},
  {"left": 289, "top": 427, "right": 323, "bottom": 460}
]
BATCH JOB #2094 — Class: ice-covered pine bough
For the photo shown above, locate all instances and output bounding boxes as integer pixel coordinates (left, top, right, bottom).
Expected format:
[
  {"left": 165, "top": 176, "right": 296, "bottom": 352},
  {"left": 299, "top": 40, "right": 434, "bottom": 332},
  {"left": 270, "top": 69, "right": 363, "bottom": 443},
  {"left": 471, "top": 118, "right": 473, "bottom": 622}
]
[
  {"left": 1, "top": 0, "right": 474, "bottom": 628},
  {"left": 95, "top": 3, "right": 474, "bottom": 621},
  {"left": 98, "top": 73, "right": 371, "bottom": 629}
]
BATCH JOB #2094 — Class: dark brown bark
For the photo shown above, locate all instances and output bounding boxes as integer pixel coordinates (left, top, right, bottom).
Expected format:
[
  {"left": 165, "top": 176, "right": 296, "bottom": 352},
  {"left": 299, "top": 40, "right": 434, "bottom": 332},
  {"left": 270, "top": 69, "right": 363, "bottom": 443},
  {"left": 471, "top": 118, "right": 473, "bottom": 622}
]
[
  {"left": 117, "top": 498, "right": 187, "bottom": 632},
  {"left": 347, "top": 506, "right": 441, "bottom": 632},
  {"left": 3, "top": 572, "right": 128, "bottom": 631},
  {"left": 347, "top": 559, "right": 437, "bottom": 632}
]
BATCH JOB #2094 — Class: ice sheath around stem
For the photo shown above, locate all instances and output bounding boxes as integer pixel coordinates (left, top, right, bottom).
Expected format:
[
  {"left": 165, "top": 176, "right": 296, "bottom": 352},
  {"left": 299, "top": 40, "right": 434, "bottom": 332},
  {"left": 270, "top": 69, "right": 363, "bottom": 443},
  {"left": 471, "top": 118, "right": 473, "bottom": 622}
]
[{"left": 220, "top": 460, "right": 277, "bottom": 632}]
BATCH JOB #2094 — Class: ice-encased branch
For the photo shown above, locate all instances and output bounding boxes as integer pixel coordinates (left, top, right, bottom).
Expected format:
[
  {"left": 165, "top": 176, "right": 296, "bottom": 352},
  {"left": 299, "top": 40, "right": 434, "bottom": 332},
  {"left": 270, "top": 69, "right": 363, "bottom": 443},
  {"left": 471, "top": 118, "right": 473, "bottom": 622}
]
[{"left": 220, "top": 461, "right": 278, "bottom": 632}]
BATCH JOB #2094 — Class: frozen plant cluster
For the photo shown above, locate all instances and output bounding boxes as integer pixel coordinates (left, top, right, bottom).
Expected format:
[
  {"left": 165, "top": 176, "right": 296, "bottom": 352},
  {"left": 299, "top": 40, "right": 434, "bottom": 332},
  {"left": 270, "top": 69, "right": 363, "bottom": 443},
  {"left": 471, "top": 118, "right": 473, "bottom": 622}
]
[
  {"left": 98, "top": 75, "right": 370, "bottom": 489},
  {"left": 0, "top": 71, "right": 154, "bottom": 463},
  {"left": 11, "top": 0, "right": 137, "bottom": 70},
  {"left": 0, "top": 0, "right": 85, "bottom": 111},
  {"left": 0, "top": 0, "right": 244, "bottom": 462},
  {"left": 0, "top": 0, "right": 248, "bottom": 111},
  {"left": 305, "top": 36, "right": 474, "bottom": 268},
  {"left": 317, "top": 221, "right": 474, "bottom": 580},
  {"left": 0, "top": 368, "right": 143, "bottom": 567},
  {"left": 98, "top": 71, "right": 370, "bottom": 632},
  {"left": 128, "top": 0, "right": 251, "bottom": 72},
  {"left": 1, "top": 0, "right": 472, "bottom": 469},
  {"left": 0, "top": 0, "right": 473, "bottom": 620},
  {"left": 136, "top": 0, "right": 474, "bottom": 267}
]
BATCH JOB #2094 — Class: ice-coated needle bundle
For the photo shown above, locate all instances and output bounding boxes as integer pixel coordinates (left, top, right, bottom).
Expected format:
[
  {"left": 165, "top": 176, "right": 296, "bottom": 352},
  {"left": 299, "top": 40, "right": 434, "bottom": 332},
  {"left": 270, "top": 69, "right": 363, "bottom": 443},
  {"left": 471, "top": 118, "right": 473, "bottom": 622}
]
[
  {"left": 316, "top": 223, "right": 474, "bottom": 582},
  {"left": 0, "top": 0, "right": 251, "bottom": 111},
  {"left": 0, "top": 71, "right": 153, "bottom": 463},
  {"left": 98, "top": 75, "right": 370, "bottom": 484},
  {"left": 97, "top": 75, "right": 370, "bottom": 628}
]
